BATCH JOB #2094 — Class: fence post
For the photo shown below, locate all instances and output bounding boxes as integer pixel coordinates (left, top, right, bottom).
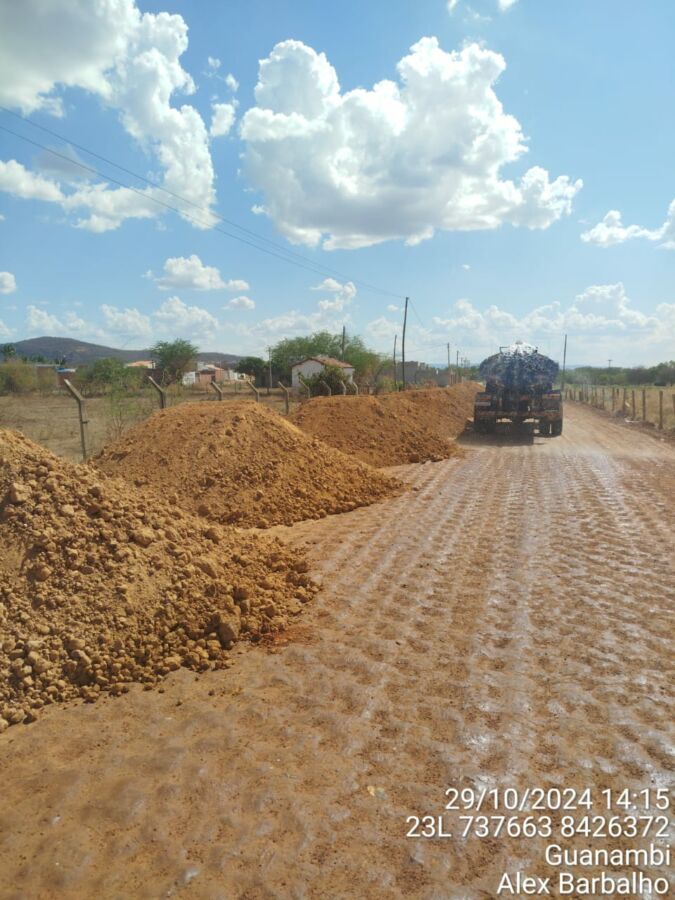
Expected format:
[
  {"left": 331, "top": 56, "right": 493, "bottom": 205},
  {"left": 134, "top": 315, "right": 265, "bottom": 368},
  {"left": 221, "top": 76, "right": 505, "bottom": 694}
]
[
  {"left": 147, "top": 376, "right": 167, "bottom": 409},
  {"left": 278, "top": 381, "right": 290, "bottom": 415},
  {"left": 298, "top": 375, "right": 311, "bottom": 399},
  {"left": 631, "top": 390, "right": 636, "bottom": 419},
  {"left": 245, "top": 378, "right": 260, "bottom": 402},
  {"left": 611, "top": 387, "right": 616, "bottom": 412},
  {"left": 659, "top": 391, "right": 664, "bottom": 430},
  {"left": 210, "top": 381, "right": 223, "bottom": 401},
  {"left": 319, "top": 378, "right": 332, "bottom": 397},
  {"left": 62, "top": 378, "right": 89, "bottom": 461},
  {"left": 622, "top": 387, "right": 627, "bottom": 414},
  {"left": 641, "top": 389, "right": 646, "bottom": 422}
]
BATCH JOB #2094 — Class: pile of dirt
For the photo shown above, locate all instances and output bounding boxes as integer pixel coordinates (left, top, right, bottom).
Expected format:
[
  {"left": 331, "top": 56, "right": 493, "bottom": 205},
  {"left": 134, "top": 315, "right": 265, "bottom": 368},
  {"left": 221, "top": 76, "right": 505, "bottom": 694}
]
[
  {"left": 93, "top": 402, "right": 402, "bottom": 527},
  {"left": 290, "top": 383, "right": 480, "bottom": 467},
  {"left": 0, "top": 429, "right": 318, "bottom": 730}
]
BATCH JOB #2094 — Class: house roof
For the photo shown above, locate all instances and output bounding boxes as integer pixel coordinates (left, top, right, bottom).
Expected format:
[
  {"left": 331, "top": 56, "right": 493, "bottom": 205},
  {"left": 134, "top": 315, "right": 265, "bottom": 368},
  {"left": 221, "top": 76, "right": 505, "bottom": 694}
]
[{"left": 292, "top": 355, "right": 354, "bottom": 370}]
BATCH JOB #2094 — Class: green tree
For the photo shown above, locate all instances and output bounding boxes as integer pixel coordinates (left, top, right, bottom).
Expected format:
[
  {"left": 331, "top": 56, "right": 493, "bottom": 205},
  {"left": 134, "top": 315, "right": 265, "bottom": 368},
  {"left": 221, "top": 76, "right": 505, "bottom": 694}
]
[
  {"left": 1, "top": 343, "right": 16, "bottom": 361},
  {"left": 150, "top": 339, "right": 198, "bottom": 385},
  {"left": 235, "top": 356, "right": 266, "bottom": 382},
  {"left": 79, "top": 357, "right": 143, "bottom": 393},
  {"left": 270, "top": 330, "right": 384, "bottom": 383}
]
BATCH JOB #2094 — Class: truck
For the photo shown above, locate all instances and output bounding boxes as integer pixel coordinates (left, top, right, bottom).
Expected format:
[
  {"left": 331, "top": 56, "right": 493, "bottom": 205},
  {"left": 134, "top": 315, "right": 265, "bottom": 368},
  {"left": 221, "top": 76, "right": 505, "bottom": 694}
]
[{"left": 473, "top": 341, "right": 563, "bottom": 436}]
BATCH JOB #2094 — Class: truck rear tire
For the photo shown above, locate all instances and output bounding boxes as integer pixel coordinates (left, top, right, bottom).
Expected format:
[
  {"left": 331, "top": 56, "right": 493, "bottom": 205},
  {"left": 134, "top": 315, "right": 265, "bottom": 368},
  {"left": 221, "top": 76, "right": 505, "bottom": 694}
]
[
  {"left": 552, "top": 420, "right": 563, "bottom": 436},
  {"left": 539, "top": 422, "right": 550, "bottom": 436}
]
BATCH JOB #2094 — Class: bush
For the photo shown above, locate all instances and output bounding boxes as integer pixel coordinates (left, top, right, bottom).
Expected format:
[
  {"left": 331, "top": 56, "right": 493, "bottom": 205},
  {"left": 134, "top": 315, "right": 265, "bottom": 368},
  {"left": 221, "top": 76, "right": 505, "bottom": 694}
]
[
  {"left": 0, "top": 361, "right": 38, "bottom": 394},
  {"left": 303, "top": 365, "right": 348, "bottom": 395}
]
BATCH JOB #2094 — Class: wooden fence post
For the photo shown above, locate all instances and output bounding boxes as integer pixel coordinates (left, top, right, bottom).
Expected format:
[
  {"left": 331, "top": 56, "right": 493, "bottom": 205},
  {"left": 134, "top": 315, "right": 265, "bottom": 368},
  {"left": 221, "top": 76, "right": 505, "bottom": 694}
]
[
  {"left": 298, "top": 375, "right": 311, "bottom": 399},
  {"left": 641, "top": 389, "right": 646, "bottom": 422},
  {"left": 62, "top": 379, "right": 89, "bottom": 461},
  {"left": 278, "top": 381, "right": 290, "bottom": 414},
  {"left": 611, "top": 387, "right": 616, "bottom": 412},
  {"left": 601, "top": 386, "right": 605, "bottom": 409},
  {"left": 245, "top": 378, "right": 260, "bottom": 402},
  {"left": 631, "top": 390, "right": 636, "bottom": 419},
  {"left": 622, "top": 387, "right": 627, "bottom": 414},
  {"left": 319, "top": 378, "right": 332, "bottom": 397},
  {"left": 210, "top": 381, "right": 223, "bottom": 401},
  {"left": 659, "top": 391, "right": 664, "bottom": 430},
  {"left": 147, "top": 376, "right": 167, "bottom": 409}
]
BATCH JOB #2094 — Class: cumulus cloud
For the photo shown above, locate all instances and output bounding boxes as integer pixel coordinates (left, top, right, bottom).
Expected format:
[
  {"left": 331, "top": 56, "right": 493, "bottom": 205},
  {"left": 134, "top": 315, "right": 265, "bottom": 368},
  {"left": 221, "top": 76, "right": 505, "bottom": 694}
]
[
  {"left": 154, "top": 296, "right": 219, "bottom": 334},
  {"left": 0, "top": 318, "right": 11, "bottom": 338},
  {"left": 227, "top": 296, "right": 255, "bottom": 310},
  {"left": 210, "top": 102, "right": 236, "bottom": 138},
  {"left": 0, "top": 160, "right": 65, "bottom": 203},
  {"left": 223, "top": 278, "right": 250, "bottom": 292},
  {"left": 101, "top": 304, "right": 152, "bottom": 338},
  {"left": 311, "top": 277, "right": 357, "bottom": 311},
  {"left": 241, "top": 38, "right": 581, "bottom": 249},
  {"left": 0, "top": 272, "right": 17, "bottom": 294},
  {"left": 225, "top": 73, "right": 239, "bottom": 92},
  {"left": 581, "top": 200, "right": 675, "bottom": 249},
  {"left": 0, "top": 0, "right": 217, "bottom": 232},
  {"left": 150, "top": 254, "right": 227, "bottom": 291},
  {"left": 365, "top": 282, "right": 673, "bottom": 363},
  {"left": 497, "top": 0, "right": 518, "bottom": 10},
  {"left": 25, "top": 304, "right": 104, "bottom": 338}
]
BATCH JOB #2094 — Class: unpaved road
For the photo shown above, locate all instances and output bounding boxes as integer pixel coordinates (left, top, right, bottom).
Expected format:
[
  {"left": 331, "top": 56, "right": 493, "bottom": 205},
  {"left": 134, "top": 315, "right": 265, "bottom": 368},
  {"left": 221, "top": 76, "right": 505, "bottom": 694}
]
[{"left": 1, "top": 403, "right": 673, "bottom": 898}]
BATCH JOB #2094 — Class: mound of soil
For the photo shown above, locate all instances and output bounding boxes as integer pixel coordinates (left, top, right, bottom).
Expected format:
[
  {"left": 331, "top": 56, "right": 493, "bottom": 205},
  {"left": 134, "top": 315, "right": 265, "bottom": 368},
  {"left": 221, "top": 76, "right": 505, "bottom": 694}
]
[
  {"left": 290, "top": 384, "right": 479, "bottom": 467},
  {"left": 93, "top": 402, "right": 402, "bottom": 527},
  {"left": 0, "top": 430, "right": 317, "bottom": 730}
]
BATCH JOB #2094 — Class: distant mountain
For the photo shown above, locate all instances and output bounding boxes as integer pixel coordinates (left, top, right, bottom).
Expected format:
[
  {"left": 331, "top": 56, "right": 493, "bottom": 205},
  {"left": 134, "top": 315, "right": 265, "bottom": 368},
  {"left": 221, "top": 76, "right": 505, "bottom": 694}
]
[{"left": 9, "top": 337, "right": 241, "bottom": 367}]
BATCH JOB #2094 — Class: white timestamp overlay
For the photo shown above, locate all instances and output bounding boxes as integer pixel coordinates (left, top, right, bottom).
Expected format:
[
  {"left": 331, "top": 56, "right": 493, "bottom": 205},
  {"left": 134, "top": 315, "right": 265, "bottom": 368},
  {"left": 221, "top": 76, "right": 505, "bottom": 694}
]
[{"left": 405, "top": 786, "right": 673, "bottom": 896}]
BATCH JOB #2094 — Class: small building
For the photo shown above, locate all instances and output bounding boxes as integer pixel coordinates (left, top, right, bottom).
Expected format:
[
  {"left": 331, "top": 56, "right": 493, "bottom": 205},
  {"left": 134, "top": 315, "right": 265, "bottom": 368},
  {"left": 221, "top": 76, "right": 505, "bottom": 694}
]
[
  {"left": 182, "top": 364, "right": 232, "bottom": 386},
  {"left": 291, "top": 356, "right": 355, "bottom": 388},
  {"left": 125, "top": 360, "right": 155, "bottom": 369}
]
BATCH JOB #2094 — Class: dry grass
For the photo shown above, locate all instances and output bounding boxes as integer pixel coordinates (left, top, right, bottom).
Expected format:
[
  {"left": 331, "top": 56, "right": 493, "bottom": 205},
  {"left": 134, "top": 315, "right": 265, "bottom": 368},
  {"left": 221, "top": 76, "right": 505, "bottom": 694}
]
[
  {"left": 571, "top": 385, "right": 675, "bottom": 432},
  {"left": 0, "top": 385, "right": 300, "bottom": 461}
]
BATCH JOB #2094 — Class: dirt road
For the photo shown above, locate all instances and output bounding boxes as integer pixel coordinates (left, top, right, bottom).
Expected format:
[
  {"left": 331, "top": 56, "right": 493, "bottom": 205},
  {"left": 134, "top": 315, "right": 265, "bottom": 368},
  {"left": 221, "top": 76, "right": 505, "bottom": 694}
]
[{"left": 1, "top": 403, "right": 673, "bottom": 898}]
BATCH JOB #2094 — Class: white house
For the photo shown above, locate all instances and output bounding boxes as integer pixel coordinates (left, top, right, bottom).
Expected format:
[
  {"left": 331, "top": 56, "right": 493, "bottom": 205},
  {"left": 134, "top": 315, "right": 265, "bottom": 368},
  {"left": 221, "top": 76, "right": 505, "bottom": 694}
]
[{"left": 291, "top": 356, "right": 355, "bottom": 388}]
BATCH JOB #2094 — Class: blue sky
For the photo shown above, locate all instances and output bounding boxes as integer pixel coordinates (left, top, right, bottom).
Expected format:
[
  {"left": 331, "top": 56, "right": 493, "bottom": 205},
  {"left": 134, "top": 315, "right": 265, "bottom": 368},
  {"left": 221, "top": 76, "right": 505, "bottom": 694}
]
[{"left": 0, "top": 0, "right": 673, "bottom": 365}]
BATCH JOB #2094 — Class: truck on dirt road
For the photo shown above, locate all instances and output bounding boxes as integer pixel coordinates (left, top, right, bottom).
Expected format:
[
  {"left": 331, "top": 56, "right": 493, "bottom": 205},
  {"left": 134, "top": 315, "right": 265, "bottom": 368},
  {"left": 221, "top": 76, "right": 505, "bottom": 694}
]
[{"left": 473, "top": 341, "right": 563, "bottom": 435}]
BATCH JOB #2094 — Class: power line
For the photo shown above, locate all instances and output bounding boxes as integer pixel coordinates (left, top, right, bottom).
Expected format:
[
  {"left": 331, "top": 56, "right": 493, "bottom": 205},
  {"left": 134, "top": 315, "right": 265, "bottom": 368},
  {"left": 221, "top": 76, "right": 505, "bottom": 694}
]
[{"left": 0, "top": 112, "right": 403, "bottom": 299}]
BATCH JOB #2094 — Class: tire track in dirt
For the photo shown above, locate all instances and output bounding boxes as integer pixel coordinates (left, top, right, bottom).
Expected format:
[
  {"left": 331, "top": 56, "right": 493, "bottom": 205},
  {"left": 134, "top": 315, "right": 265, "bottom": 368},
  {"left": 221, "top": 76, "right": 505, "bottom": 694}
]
[{"left": 0, "top": 403, "right": 673, "bottom": 899}]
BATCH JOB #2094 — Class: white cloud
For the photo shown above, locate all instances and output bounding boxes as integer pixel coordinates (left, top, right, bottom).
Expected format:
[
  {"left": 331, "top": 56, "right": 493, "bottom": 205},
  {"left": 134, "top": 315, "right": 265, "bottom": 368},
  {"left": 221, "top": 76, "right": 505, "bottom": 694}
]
[
  {"left": 376, "top": 282, "right": 672, "bottom": 364},
  {"left": 227, "top": 296, "right": 255, "bottom": 310},
  {"left": 0, "top": 160, "right": 65, "bottom": 203},
  {"left": 210, "top": 102, "right": 236, "bottom": 138},
  {"left": 101, "top": 304, "right": 152, "bottom": 338},
  {"left": 153, "top": 296, "right": 218, "bottom": 334},
  {"left": 447, "top": 0, "right": 460, "bottom": 10},
  {"left": 581, "top": 200, "right": 675, "bottom": 249},
  {"left": 0, "top": 0, "right": 217, "bottom": 232},
  {"left": 223, "top": 278, "right": 250, "bottom": 292},
  {"left": 311, "top": 277, "right": 357, "bottom": 311},
  {"left": 151, "top": 254, "right": 227, "bottom": 291},
  {"left": 0, "top": 318, "right": 11, "bottom": 338},
  {"left": 207, "top": 56, "right": 221, "bottom": 71},
  {"left": 26, "top": 305, "right": 66, "bottom": 335},
  {"left": 497, "top": 0, "right": 518, "bottom": 10},
  {"left": 225, "top": 73, "right": 239, "bottom": 92},
  {"left": 387, "top": 304, "right": 400, "bottom": 312},
  {"left": 0, "top": 272, "right": 17, "bottom": 294},
  {"left": 241, "top": 38, "right": 581, "bottom": 250}
]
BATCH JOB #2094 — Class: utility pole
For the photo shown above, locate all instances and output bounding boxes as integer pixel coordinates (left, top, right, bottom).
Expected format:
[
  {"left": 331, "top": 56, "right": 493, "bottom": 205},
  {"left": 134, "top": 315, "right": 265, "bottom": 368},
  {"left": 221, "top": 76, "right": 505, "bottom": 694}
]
[
  {"left": 607, "top": 358, "right": 612, "bottom": 370},
  {"left": 393, "top": 334, "right": 397, "bottom": 386},
  {"left": 561, "top": 333, "right": 568, "bottom": 390},
  {"left": 267, "top": 346, "right": 272, "bottom": 396},
  {"left": 401, "top": 296, "right": 409, "bottom": 390},
  {"left": 341, "top": 324, "right": 346, "bottom": 360},
  {"left": 447, "top": 342, "right": 451, "bottom": 386}
]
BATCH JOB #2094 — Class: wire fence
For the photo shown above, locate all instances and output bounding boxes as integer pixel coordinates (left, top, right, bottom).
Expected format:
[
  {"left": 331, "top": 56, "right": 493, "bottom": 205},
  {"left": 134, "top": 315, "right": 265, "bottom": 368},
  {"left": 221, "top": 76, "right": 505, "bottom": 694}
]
[{"left": 565, "top": 384, "right": 675, "bottom": 432}]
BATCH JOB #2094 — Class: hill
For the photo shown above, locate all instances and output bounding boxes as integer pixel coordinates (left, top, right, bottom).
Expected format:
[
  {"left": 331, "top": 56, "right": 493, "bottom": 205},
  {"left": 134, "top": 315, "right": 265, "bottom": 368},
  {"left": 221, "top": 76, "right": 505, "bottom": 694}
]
[{"left": 9, "top": 337, "right": 240, "bottom": 367}]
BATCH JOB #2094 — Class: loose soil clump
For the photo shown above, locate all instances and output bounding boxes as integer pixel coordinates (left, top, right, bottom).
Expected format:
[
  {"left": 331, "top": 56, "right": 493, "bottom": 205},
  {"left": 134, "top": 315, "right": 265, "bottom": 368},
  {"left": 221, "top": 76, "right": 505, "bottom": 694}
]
[
  {"left": 0, "top": 429, "right": 317, "bottom": 730},
  {"left": 93, "top": 402, "right": 402, "bottom": 527},
  {"left": 290, "top": 384, "right": 479, "bottom": 467}
]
